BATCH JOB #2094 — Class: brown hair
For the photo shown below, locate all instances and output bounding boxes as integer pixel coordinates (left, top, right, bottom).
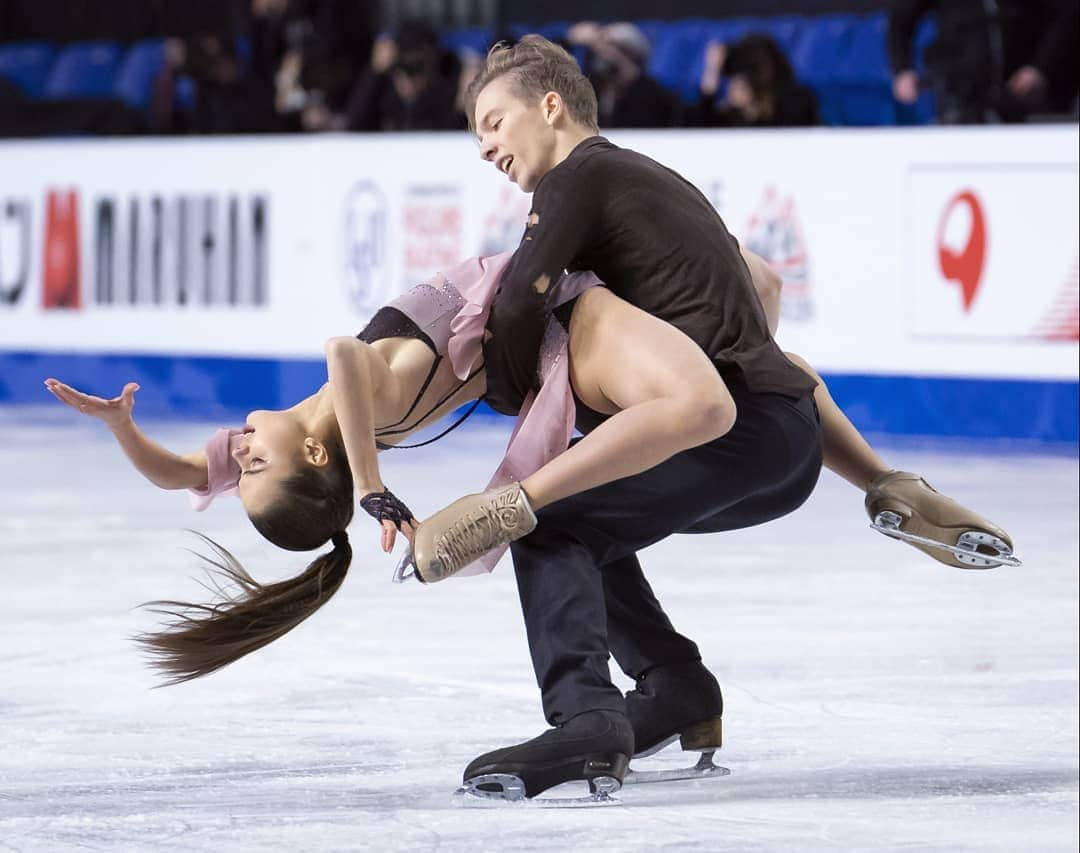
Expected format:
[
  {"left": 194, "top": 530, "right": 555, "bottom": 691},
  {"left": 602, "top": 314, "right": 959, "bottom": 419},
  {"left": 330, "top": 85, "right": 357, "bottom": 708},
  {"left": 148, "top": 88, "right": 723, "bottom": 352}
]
[
  {"left": 136, "top": 431, "right": 355, "bottom": 685},
  {"left": 465, "top": 35, "right": 599, "bottom": 133}
]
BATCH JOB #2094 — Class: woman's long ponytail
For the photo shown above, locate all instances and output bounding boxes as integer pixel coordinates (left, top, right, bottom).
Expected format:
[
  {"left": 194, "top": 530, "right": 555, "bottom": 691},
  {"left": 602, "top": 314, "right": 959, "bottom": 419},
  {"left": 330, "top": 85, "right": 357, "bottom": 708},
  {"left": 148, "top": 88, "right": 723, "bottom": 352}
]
[{"left": 136, "top": 531, "right": 352, "bottom": 685}]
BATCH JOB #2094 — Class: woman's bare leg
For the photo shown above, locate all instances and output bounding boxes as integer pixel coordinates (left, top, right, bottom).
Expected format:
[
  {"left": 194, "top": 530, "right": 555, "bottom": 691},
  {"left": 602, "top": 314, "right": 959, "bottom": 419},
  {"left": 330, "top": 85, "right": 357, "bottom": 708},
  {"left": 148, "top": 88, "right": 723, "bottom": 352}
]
[
  {"left": 782, "top": 352, "right": 889, "bottom": 491},
  {"left": 521, "top": 288, "right": 736, "bottom": 510}
]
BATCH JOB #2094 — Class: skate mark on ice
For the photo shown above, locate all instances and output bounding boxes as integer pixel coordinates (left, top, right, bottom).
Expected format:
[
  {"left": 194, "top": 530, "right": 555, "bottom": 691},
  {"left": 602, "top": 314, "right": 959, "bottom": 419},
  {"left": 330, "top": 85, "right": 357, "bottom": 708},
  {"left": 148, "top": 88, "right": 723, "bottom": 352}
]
[{"left": 622, "top": 764, "right": 1078, "bottom": 808}]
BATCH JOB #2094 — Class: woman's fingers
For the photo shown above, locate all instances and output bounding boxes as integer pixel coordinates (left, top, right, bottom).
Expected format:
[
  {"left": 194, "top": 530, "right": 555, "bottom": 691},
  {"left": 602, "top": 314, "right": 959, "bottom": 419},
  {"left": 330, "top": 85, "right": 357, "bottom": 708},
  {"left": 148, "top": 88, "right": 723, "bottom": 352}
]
[
  {"left": 381, "top": 519, "right": 397, "bottom": 553},
  {"left": 45, "top": 382, "right": 90, "bottom": 410},
  {"left": 401, "top": 518, "right": 417, "bottom": 546},
  {"left": 45, "top": 381, "right": 120, "bottom": 418},
  {"left": 55, "top": 384, "right": 106, "bottom": 411}
]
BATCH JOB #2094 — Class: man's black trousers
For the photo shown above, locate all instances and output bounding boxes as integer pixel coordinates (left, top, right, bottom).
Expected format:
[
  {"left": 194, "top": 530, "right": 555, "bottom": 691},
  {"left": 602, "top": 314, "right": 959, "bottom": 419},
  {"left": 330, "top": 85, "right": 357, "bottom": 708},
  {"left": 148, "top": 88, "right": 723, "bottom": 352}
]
[{"left": 510, "top": 385, "right": 823, "bottom": 725}]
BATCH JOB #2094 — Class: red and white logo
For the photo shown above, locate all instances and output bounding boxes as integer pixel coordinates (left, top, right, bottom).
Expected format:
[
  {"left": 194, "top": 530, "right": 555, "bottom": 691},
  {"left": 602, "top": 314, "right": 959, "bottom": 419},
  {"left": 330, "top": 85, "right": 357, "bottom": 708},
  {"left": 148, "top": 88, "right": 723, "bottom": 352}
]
[
  {"left": 402, "top": 185, "right": 462, "bottom": 289},
  {"left": 936, "top": 189, "right": 985, "bottom": 313},
  {"left": 42, "top": 188, "right": 81, "bottom": 310},
  {"left": 1032, "top": 256, "right": 1080, "bottom": 342},
  {"left": 479, "top": 185, "right": 532, "bottom": 256},
  {"left": 744, "top": 186, "right": 814, "bottom": 322},
  {"left": 908, "top": 166, "right": 1079, "bottom": 341}
]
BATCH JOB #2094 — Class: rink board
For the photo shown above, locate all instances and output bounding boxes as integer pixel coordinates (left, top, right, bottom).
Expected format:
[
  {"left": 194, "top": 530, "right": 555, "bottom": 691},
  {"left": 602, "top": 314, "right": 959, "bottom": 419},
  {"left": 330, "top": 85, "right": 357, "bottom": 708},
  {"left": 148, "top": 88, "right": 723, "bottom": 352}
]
[
  {"left": 1, "top": 349, "right": 1076, "bottom": 447},
  {"left": 0, "top": 126, "right": 1076, "bottom": 443}
]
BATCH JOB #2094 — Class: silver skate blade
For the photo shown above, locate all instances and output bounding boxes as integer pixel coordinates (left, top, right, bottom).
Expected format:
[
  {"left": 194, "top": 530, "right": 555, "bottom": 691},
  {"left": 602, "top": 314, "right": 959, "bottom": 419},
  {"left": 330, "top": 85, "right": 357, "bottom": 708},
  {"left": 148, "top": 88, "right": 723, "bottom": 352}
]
[
  {"left": 454, "top": 774, "right": 621, "bottom": 807},
  {"left": 392, "top": 548, "right": 419, "bottom": 584},
  {"left": 624, "top": 751, "right": 731, "bottom": 785},
  {"left": 632, "top": 733, "right": 679, "bottom": 759},
  {"left": 870, "top": 515, "right": 1022, "bottom": 568}
]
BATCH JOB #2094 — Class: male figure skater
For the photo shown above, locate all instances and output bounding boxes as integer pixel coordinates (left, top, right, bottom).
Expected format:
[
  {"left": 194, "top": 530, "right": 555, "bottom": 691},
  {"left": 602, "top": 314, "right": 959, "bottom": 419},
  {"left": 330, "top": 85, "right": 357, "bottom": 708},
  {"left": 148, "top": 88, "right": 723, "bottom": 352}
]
[{"left": 418, "top": 36, "right": 1013, "bottom": 802}]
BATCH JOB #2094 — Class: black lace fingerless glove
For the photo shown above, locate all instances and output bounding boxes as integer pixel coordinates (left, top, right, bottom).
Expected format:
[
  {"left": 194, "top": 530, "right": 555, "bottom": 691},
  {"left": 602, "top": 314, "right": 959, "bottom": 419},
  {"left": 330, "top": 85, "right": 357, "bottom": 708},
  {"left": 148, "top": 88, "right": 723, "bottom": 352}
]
[{"left": 360, "top": 488, "right": 415, "bottom": 530}]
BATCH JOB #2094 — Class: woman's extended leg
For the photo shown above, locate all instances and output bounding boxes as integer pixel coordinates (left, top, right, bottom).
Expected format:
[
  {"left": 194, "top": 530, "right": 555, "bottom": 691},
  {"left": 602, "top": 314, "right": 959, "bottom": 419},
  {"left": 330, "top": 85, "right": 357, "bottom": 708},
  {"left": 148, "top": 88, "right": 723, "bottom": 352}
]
[
  {"left": 520, "top": 287, "right": 736, "bottom": 511},
  {"left": 781, "top": 352, "right": 1016, "bottom": 568},
  {"left": 783, "top": 351, "right": 888, "bottom": 490},
  {"left": 412, "top": 288, "right": 751, "bottom": 581}
]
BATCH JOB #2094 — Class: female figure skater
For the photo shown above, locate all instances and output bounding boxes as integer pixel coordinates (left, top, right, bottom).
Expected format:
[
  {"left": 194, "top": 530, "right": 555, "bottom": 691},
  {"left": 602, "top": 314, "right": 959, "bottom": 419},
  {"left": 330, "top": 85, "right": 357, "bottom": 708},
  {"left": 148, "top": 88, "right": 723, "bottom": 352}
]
[{"left": 45, "top": 248, "right": 1015, "bottom": 684}]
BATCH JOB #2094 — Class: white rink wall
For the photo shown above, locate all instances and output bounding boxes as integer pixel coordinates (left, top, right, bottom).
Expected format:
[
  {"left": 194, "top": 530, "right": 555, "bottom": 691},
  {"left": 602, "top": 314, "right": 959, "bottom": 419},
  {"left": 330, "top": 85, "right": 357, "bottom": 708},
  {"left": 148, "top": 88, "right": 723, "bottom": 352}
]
[{"left": 0, "top": 126, "right": 1077, "bottom": 442}]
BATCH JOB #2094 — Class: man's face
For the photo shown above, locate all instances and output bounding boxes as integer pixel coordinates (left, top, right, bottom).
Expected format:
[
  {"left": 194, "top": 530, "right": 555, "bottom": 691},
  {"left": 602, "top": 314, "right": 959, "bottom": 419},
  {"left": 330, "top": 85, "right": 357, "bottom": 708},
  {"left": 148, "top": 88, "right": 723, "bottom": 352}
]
[{"left": 474, "top": 76, "right": 558, "bottom": 193}]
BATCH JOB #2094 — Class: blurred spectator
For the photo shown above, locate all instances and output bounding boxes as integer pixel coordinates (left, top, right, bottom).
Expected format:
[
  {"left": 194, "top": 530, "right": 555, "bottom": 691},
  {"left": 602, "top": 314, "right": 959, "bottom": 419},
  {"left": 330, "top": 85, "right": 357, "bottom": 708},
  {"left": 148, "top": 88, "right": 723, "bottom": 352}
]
[
  {"left": 693, "top": 35, "right": 819, "bottom": 127},
  {"left": 151, "top": 0, "right": 373, "bottom": 134},
  {"left": 568, "top": 21, "right": 681, "bottom": 128},
  {"left": 255, "top": 0, "right": 375, "bottom": 132},
  {"left": 889, "top": 0, "right": 1080, "bottom": 123},
  {"left": 336, "top": 20, "right": 462, "bottom": 132},
  {"left": 154, "top": 33, "right": 277, "bottom": 133}
]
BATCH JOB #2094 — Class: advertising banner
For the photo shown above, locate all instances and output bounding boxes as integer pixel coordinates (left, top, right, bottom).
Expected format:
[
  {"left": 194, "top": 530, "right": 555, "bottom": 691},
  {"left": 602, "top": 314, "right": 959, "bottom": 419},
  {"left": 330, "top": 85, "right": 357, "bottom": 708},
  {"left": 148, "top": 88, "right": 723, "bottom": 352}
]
[{"left": 2, "top": 126, "right": 1077, "bottom": 392}]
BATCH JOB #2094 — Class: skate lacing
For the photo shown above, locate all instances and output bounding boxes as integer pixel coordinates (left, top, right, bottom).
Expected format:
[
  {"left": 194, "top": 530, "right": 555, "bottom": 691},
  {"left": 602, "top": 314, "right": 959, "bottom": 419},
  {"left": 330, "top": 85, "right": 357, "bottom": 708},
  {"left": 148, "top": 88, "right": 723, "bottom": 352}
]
[{"left": 435, "top": 490, "right": 529, "bottom": 573}]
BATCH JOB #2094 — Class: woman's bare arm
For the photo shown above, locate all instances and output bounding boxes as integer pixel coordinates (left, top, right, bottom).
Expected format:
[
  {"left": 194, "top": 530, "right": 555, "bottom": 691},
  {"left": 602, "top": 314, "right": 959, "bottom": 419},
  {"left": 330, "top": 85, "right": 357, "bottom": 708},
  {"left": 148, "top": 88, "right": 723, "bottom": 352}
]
[
  {"left": 324, "top": 337, "right": 400, "bottom": 498},
  {"left": 324, "top": 337, "right": 420, "bottom": 551},
  {"left": 44, "top": 379, "right": 208, "bottom": 490}
]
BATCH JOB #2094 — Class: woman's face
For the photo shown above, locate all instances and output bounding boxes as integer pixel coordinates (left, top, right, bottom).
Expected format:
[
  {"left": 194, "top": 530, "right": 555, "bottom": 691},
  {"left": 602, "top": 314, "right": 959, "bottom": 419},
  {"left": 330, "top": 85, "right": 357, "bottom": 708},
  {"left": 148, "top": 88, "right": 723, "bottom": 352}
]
[
  {"left": 727, "top": 74, "right": 756, "bottom": 110},
  {"left": 233, "top": 409, "right": 307, "bottom": 516}
]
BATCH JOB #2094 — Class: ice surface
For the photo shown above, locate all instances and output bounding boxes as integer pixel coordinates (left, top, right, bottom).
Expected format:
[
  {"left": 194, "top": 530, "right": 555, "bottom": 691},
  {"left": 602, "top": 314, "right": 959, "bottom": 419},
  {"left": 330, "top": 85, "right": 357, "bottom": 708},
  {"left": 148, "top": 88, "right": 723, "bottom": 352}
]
[{"left": 1, "top": 410, "right": 1077, "bottom": 851}]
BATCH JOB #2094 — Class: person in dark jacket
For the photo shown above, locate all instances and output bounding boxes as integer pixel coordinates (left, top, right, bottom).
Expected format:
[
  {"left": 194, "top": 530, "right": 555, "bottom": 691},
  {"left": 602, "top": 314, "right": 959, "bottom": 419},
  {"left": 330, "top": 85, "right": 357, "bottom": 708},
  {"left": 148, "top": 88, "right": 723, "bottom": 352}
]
[
  {"left": 889, "top": 0, "right": 1079, "bottom": 123},
  {"left": 341, "top": 20, "right": 462, "bottom": 132},
  {"left": 567, "top": 21, "right": 682, "bottom": 128},
  {"left": 694, "top": 34, "right": 819, "bottom": 128}
]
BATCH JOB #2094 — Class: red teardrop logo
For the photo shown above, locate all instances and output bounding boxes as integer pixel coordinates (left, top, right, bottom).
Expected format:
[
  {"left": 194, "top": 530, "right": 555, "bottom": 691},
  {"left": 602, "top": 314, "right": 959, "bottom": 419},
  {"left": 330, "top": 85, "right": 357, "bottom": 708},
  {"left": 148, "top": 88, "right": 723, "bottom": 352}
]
[
  {"left": 42, "top": 188, "right": 81, "bottom": 310},
  {"left": 936, "top": 190, "right": 986, "bottom": 312}
]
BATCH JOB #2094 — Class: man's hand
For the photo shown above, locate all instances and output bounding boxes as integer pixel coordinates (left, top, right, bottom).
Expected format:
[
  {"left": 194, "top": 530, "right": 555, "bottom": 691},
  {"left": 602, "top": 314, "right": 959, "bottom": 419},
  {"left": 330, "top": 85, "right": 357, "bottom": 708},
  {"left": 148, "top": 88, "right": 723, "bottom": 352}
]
[
  {"left": 45, "top": 378, "right": 138, "bottom": 430},
  {"left": 567, "top": 22, "right": 602, "bottom": 47},
  {"left": 1007, "top": 65, "right": 1046, "bottom": 98},
  {"left": 700, "top": 41, "right": 728, "bottom": 97},
  {"left": 892, "top": 69, "right": 919, "bottom": 104}
]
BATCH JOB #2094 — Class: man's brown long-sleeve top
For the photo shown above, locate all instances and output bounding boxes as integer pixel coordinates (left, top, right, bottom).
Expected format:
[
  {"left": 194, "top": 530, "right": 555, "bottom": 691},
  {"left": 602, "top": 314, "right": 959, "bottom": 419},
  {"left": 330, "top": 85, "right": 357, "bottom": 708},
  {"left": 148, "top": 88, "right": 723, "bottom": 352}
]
[{"left": 481, "top": 136, "right": 815, "bottom": 416}]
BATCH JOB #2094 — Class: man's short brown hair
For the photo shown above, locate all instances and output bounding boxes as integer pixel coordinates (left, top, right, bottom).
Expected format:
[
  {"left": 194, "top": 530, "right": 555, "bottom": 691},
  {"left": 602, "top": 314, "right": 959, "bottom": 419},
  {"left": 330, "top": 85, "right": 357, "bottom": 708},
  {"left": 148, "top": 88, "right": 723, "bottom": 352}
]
[{"left": 465, "top": 35, "right": 599, "bottom": 133}]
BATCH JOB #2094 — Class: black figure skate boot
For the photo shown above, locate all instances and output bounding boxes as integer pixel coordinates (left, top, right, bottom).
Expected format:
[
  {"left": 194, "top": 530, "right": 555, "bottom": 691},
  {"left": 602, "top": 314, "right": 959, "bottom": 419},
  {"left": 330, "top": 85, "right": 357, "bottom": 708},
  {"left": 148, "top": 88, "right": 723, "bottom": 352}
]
[
  {"left": 624, "top": 660, "right": 730, "bottom": 784},
  {"left": 457, "top": 709, "right": 633, "bottom": 805}
]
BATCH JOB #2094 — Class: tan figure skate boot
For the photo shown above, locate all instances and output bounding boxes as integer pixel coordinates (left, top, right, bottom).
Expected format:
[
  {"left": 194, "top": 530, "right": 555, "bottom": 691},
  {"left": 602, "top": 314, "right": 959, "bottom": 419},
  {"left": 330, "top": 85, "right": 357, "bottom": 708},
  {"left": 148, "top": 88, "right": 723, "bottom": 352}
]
[
  {"left": 865, "top": 470, "right": 1020, "bottom": 569},
  {"left": 411, "top": 483, "right": 538, "bottom": 583}
]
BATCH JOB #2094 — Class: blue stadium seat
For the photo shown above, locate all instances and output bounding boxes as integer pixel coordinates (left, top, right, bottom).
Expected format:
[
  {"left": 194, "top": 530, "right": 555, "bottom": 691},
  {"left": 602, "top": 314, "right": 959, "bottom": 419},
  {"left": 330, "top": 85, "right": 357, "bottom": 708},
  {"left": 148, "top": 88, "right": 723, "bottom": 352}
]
[
  {"left": 511, "top": 21, "right": 569, "bottom": 42},
  {"left": 173, "top": 74, "right": 197, "bottom": 111},
  {"left": 836, "top": 15, "right": 890, "bottom": 84},
  {"left": 44, "top": 41, "right": 123, "bottom": 99},
  {"left": 441, "top": 27, "right": 492, "bottom": 57},
  {"left": 758, "top": 15, "right": 806, "bottom": 53},
  {"left": 112, "top": 40, "right": 165, "bottom": 108},
  {"left": 789, "top": 15, "right": 857, "bottom": 85},
  {"left": 647, "top": 20, "right": 710, "bottom": 103},
  {"left": 0, "top": 42, "right": 57, "bottom": 98}
]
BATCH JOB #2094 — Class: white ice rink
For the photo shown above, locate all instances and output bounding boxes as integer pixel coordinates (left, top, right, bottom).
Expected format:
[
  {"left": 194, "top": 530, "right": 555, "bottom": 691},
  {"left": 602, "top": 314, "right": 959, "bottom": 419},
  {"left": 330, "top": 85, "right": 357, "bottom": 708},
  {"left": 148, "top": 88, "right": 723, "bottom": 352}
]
[{"left": 2, "top": 411, "right": 1077, "bottom": 852}]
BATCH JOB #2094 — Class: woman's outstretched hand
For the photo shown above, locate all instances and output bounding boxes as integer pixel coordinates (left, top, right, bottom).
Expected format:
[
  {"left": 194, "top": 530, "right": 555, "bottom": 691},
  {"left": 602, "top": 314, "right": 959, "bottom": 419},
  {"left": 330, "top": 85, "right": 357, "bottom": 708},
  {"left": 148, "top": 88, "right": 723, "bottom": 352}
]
[{"left": 44, "top": 378, "right": 139, "bottom": 429}]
